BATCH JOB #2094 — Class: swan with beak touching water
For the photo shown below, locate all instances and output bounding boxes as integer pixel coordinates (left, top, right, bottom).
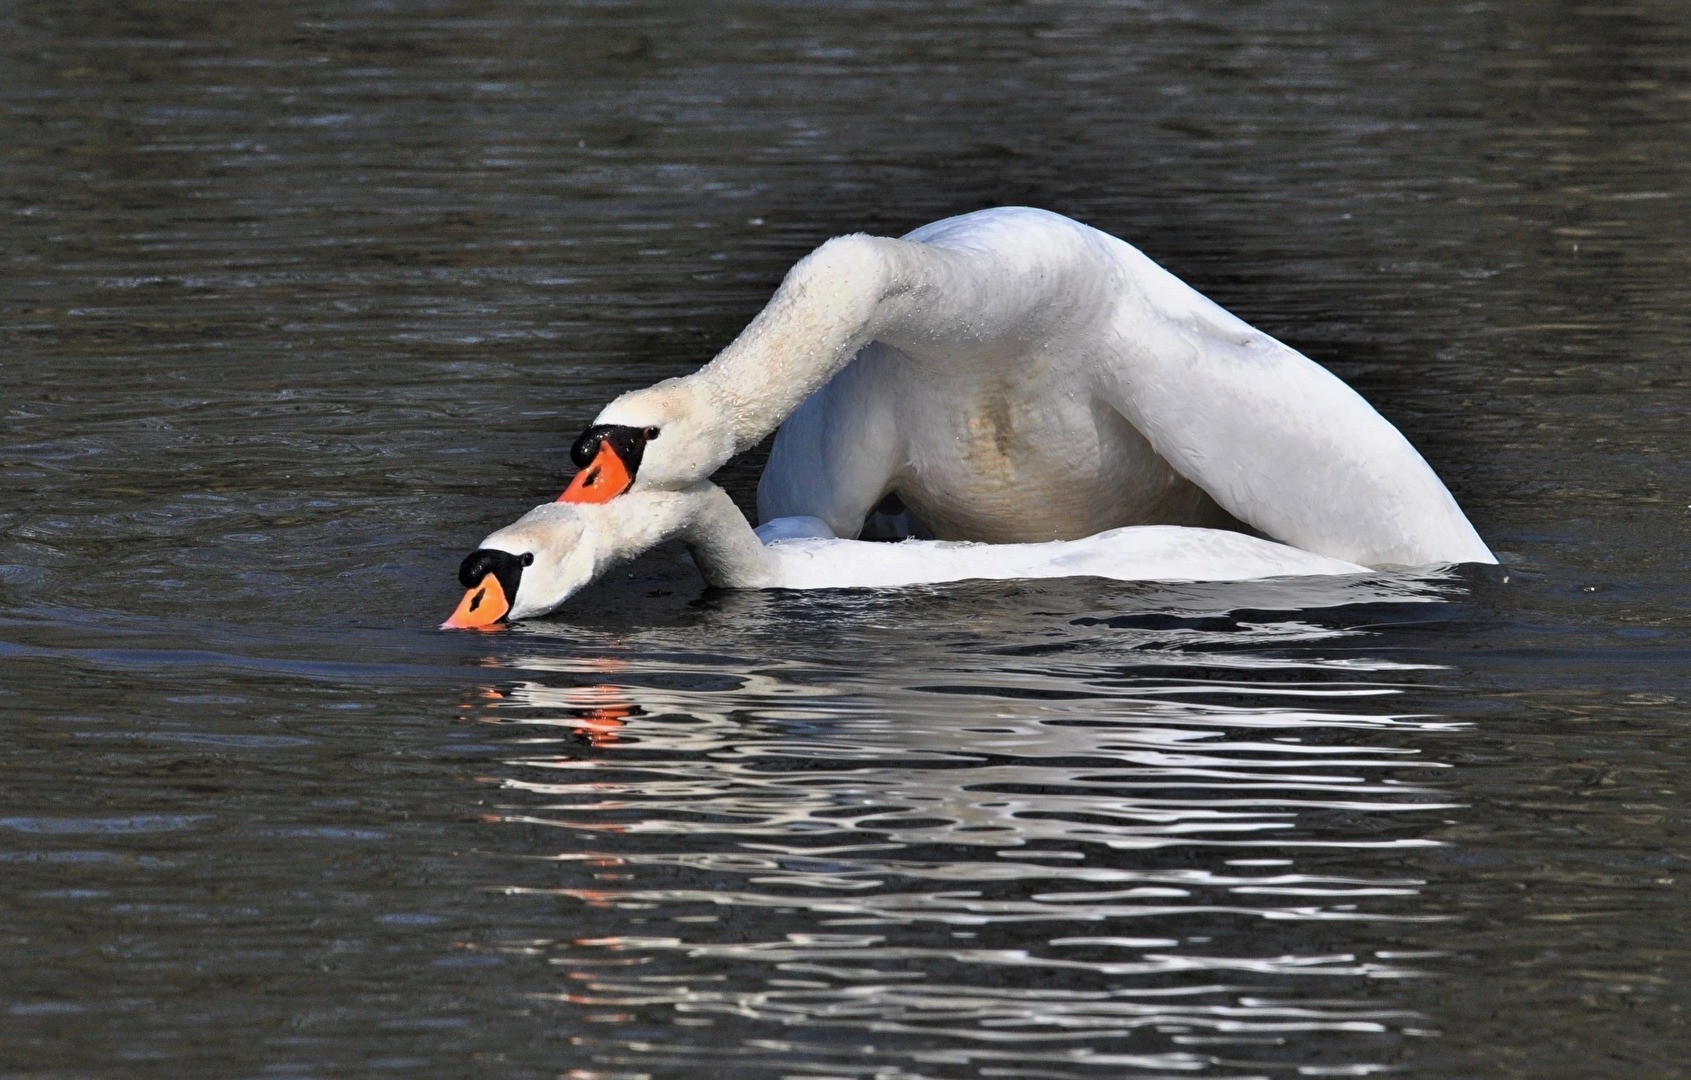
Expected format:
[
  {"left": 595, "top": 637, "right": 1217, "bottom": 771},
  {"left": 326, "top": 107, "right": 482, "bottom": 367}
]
[
  {"left": 442, "top": 484, "right": 1371, "bottom": 627},
  {"left": 556, "top": 207, "right": 1494, "bottom": 567}
]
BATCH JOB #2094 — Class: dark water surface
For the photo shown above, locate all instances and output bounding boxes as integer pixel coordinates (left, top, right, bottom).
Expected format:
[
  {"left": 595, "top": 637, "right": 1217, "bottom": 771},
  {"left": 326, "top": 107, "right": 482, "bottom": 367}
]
[{"left": 3, "top": 1, "right": 1689, "bottom": 1076}]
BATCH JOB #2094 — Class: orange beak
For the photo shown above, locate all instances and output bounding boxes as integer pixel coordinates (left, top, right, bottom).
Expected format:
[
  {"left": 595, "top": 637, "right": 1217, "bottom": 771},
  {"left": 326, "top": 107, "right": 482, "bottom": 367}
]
[
  {"left": 558, "top": 438, "right": 633, "bottom": 504},
  {"left": 442, "top": 572, "right": 511, "bottom": 629}
]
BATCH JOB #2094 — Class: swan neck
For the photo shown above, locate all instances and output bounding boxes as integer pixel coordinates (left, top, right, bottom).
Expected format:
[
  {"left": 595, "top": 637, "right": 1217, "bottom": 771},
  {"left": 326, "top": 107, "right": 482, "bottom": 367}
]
[
  {"left": 677, "top": 484, "right": 779, "bottom": 588},
  {"left": 695, "top": 234, "right": 916, "bottom": 450}
]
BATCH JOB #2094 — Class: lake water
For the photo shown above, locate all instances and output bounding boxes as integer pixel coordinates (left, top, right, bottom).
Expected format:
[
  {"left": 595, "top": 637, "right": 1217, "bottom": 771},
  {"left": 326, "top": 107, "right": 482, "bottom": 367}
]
[{"left": 3, "top": 1, "right": 1688, "bottom": 1076}]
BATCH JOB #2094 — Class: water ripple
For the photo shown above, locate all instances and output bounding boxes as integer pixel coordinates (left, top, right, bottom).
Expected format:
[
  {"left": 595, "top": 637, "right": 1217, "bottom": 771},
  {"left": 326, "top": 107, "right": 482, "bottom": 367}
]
[{"left": 461, "top": 601, "right": 1461, "bottom": 1076}]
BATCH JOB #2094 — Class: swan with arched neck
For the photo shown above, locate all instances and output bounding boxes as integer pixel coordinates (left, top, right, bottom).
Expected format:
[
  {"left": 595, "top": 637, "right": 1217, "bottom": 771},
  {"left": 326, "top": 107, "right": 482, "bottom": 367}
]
[
  {"left": 443, "top": 483, "right": 1376, "bottom": 627},
  {"left": 560, "top": 207, "right": 1493, "bottom": 567}
]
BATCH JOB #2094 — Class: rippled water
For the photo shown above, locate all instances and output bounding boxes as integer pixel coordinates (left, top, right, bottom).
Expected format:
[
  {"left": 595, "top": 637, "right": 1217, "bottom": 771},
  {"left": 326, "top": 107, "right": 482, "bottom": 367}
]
[{"left": 3, "top": 1, "right": 1689, "bottom": 1076}]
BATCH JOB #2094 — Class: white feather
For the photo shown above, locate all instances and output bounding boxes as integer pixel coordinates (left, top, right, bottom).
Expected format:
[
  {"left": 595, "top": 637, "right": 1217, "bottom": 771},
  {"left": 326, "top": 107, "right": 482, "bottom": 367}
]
[
  {"left": 592, "top": 207, "right": 1492, "bottom": 568},
  {"left": 474, "top": 485, "right": 1378, "bottom": 622}
]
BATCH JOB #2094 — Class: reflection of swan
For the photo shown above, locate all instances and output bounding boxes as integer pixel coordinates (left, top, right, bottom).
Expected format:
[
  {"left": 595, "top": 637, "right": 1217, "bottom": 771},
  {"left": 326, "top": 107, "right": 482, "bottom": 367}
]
[
  {"left": 444, "top": 483, "right": 1369, "bottom": 626},
  {"left": 463, "top": 553, "right": 1458, "bottom": 1068},
  {"left": 469, "top": 616, "right": 1457, "bottom": 857},
  {"left": 561, "top": 207, "right": 1493, "bottom": 567}
]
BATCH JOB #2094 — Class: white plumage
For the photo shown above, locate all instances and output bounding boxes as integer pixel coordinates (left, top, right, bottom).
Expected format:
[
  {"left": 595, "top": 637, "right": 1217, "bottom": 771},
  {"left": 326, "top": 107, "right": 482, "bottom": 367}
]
[
  {"left": 593, "top": 207, "right": 1491, "bottom": 567},
  {"left": 754, "top": 524, "right": 1370, "bottom": 591},
  {"left": 469, "top": 484, "right": 1371, "bottom": 623},
  {"left": 448, "top": 208, "right": 1497, "bottom": 625}
]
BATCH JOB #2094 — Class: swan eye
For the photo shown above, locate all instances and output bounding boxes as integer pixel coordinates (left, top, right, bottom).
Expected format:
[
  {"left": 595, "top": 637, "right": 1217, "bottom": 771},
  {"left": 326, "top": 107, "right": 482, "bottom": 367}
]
[
  {"left": 520, "top": 552, "right": 535, "bottom": 566},
  {"left": 643, "top": 426, "right": 660, "bottom": 441}
]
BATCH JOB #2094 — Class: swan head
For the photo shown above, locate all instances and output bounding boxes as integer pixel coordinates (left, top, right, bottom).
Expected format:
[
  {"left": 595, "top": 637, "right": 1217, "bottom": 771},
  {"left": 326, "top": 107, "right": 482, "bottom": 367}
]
[
  {"left": 442, "top": 503, "right": 605, "bottom": 628},
  {"left": 558, "top": 377, "right": 735, "bottom": 502},
  {"left": 443, "top": 492, "right": 700, "bottom": 627}
]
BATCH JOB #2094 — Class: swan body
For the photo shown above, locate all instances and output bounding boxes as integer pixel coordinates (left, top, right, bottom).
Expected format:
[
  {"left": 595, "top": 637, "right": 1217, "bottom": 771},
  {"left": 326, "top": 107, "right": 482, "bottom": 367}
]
[
  {"left": 583, "top": 207, "right": 1493, "bottom": 568},
  {"left": 744, "top": 522, "right": 1373, "bottom": 592},
  {"left": 447, "top": 483, "right": 1372, "bottom": 625}
]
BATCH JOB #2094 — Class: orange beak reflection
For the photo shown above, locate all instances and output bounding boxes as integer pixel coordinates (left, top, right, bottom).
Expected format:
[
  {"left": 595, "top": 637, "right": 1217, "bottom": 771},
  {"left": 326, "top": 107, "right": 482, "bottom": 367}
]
[
  {"left": 558, "top": 439, "right": 633, "bottom": 504},
  {"left": 442, "top": 573, "right": 510, "bottom": 629},
  {"left": 574, "top": 681, "right": 633, "bottom": 748}
]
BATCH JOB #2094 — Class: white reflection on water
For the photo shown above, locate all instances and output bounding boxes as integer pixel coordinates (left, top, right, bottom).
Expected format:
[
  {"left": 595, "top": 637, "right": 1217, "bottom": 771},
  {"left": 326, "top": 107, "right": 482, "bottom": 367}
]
[{"left": 454, "top": 577, "right": 1463, "bottom": 1077}]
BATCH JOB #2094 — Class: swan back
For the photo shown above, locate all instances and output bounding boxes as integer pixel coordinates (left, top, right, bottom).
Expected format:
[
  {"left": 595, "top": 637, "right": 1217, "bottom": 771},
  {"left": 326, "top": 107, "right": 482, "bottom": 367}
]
[
  {"left": 460, "top": 484, "right": 1376, "bottom": 624},
  {"left": 760, "top": 524, "right": 1370, "bottom": 591}
]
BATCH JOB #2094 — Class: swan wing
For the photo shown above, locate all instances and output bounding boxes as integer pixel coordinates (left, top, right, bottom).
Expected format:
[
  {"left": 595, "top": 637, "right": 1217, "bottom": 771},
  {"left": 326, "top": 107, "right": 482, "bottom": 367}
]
[{"left": 1093, "top": 241, "right": 1494, "bottom": 568}]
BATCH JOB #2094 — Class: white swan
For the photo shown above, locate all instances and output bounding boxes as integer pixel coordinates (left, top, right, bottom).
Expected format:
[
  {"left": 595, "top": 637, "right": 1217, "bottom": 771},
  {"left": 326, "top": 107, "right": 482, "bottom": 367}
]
[
  {"left": 558, "top": 207, "right": 1493, "bottom": 568},
  {"left": 443, "top": 483, "right": 1371, "bottom": 627}
]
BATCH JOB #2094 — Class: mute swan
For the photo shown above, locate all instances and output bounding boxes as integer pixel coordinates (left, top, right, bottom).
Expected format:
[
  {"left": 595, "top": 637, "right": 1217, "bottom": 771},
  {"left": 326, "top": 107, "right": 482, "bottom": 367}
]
[
  {"left": 443, "top": 482, "right": 1370, "bottom": 627},
  {"left": 558, "top": 207, "right": 1493, "bottom": 568}
]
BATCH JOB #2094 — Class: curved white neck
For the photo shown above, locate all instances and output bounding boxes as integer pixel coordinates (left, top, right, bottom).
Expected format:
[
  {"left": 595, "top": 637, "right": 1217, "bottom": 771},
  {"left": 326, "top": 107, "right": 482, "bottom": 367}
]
[
  {"left": 632, "top": 483, "right": 779, "bottom": 588},
  {"left": 692, "top": 235, "right": 903, "bottom": 452},
  {"left": 691, "top": 230, "right": 1084, "bottom": 453}
]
